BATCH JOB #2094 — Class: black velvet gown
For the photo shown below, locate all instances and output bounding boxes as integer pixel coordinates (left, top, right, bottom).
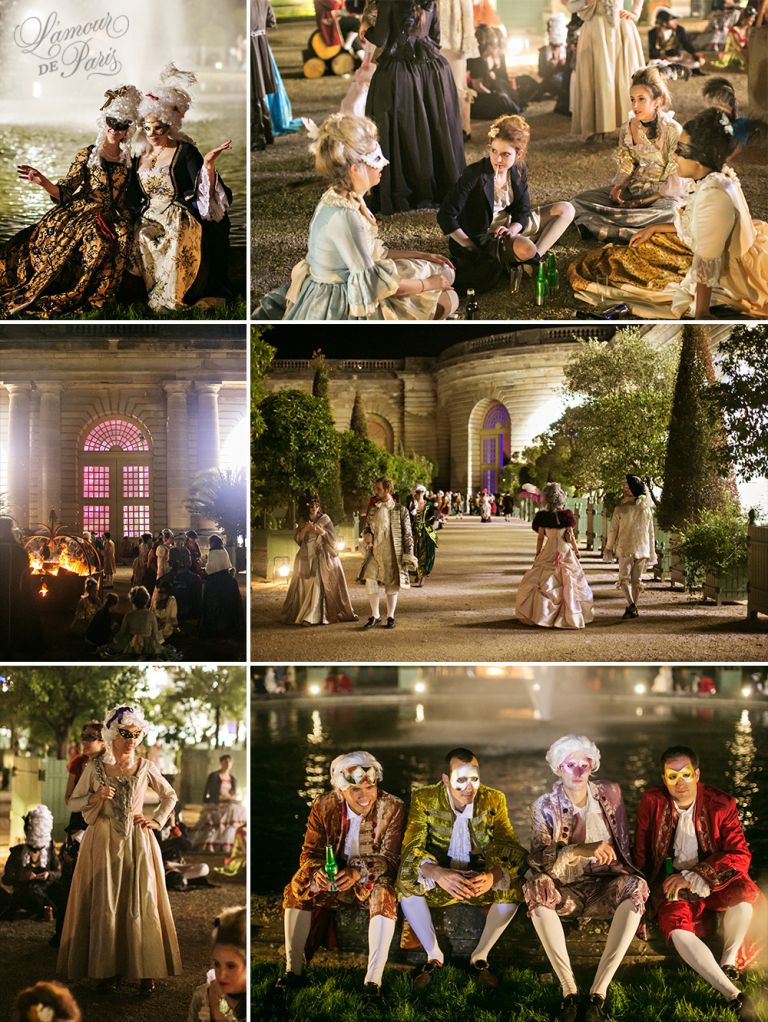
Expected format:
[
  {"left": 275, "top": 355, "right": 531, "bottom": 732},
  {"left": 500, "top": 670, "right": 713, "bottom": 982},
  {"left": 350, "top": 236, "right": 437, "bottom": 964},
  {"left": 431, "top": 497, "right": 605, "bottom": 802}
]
[{"left": 365, "top": 0, "right": 465, "bottom": 214}]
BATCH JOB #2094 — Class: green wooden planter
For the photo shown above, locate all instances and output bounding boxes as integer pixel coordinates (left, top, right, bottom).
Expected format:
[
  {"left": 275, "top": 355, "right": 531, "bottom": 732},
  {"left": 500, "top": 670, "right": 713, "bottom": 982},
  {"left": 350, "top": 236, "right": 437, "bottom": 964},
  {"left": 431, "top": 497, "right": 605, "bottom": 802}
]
[{"left": 702, "top": 565, "right": 749, "bottom": 605}]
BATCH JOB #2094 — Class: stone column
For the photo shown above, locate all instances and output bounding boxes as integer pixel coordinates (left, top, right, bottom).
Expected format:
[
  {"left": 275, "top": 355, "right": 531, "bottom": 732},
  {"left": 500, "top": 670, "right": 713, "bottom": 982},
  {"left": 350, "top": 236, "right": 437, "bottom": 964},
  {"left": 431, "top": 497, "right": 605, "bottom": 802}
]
[
  {"left": 196, "top": 383, "right": 221, "bottom": 473},
  {"left": 164, "top": 381, "right": 191, "bottom": 531},
  {"left": 38, "top": 383, "right": 63, "bottom": 525},
  {"left": 6, "top": 383, "right": 32, "bottom": 528}
]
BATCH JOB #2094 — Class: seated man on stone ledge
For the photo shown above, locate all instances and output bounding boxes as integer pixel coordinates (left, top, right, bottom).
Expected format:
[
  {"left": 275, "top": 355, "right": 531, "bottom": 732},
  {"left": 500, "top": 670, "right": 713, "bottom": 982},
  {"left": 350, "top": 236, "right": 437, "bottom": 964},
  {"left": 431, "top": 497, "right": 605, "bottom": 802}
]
[
  {"left": 635, "top": 744, "right": 763, "bottom": 1022},
  {"left": 396, "top": 746, "right": 526, "bottom": 989},
  {"left": 277, "top": 750, "right": 405, "bottom": 1002}
]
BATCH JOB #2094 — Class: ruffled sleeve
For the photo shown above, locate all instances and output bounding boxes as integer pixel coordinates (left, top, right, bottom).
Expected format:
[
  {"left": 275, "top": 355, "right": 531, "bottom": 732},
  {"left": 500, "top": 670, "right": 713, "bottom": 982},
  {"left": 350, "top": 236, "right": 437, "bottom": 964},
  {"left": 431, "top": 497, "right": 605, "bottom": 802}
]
[
  {"left": 611, "top": 123, "right": 635, "bottom": 186},
  {"left": 334, "top": 209, "right": 399, "bottom": 316},
  {"left": 690, "top": 181, "right": 737, "bottom": 287},
  {"left": 194, "top": 167, "right": 231, "bottom": 222},
  {"left": 658, "top": 119, "right": 684, "bottom": 198}
]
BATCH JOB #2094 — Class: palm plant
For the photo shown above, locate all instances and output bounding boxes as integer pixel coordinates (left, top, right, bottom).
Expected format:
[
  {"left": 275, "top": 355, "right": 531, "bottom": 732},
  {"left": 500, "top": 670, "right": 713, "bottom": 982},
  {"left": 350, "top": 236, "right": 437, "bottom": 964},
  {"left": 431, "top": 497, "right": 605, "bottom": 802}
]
[{"left": 186, "top": 468, "right": 247, "bottom": 548}]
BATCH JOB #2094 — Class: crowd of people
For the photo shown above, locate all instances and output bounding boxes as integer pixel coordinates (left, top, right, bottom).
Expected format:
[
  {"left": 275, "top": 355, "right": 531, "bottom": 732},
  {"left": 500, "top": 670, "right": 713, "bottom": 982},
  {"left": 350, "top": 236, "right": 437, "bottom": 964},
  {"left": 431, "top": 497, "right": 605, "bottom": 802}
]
[
  {"left": 274, "top": 740, "right": 762, "bottom": 1020},
  {"left": 279, "top": 473, "right": 658, "bottom": 631},
  {"left": 255, "top": 1, "right": 767, "bottom": 321},
  {"left": 67, "top": 528, "right": 245, "bottom": 658},
  {"left": 0, "top": 65, "right": 235, "bottom": 317},
  {"left": 0, "top": 707, "right": 247, "bottom": 1018}
]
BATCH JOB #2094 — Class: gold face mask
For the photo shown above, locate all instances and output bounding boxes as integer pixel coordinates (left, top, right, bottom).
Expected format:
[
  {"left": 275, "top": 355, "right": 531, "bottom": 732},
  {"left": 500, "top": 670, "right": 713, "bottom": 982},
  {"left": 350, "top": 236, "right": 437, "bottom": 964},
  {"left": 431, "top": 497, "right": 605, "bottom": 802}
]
[{"left": 664, "top": 767, "right": 696, "bottom": 785}]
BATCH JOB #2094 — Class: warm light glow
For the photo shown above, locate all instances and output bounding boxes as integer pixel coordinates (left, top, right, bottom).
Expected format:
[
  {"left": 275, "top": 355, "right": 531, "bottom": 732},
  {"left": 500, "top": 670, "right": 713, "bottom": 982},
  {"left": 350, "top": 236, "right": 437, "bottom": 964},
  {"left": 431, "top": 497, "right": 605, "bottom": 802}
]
[
  {"left": 415, "top": 703, "right": 425, "bottom": 723},
  {"left": 309, "top": 684, "right": 321, "bottom": 696},
  {"left": 39, "top": 584, "right": 48, "bottom": 598},
  {"left": 336, "top": 539, "right": 346, "bottom": 552},
  {"left": 741, "top": 686, "right": 753, "bottom": 699},
  {"left": 635, "top": 707, "right": 643, "bottom": 717},
  {"left": 414, "top": 681, "right": 427, "bottom": 694},
  {"left": 27, "top": 541, "right": 93, "bottom": 577},
  {"left": 485, "top": 666, "right": 505, "bottom": 677},
  {"left": 277, "top": 564, "right": 290, "bottom": 578},
  {"left": 634, "top": 683, "right": 647, "bottom": 695},
  {"left": 220, "top": 416, "right": 248, "bottom": 472}
]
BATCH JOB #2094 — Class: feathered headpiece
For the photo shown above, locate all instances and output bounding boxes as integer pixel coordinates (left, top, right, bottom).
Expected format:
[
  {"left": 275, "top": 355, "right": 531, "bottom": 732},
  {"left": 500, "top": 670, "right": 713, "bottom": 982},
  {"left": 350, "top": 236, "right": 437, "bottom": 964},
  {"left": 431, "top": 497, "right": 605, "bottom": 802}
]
[
  {"left": 135, "top": 62, "right": 198, "bottom": 155},
  {"left": 89, "top": 83, "right": 142, "bottom": 169}
]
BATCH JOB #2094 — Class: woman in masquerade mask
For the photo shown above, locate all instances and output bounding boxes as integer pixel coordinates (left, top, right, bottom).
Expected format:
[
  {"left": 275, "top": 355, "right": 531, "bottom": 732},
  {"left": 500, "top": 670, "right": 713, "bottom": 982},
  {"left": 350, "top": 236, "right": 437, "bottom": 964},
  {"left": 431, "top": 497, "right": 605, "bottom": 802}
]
[
  {"left": 57, "top": 705, "right": 181, "bottom": 994},
  {"left": 570, "top": 89, "right": 768, "bottom": 318},
  {"left": 129, "top": 64, "right": 233, "bottom": 311},
  {"left": 260, "top": 113, "right": 459, "bottom": 320},
  {"left": 0, "top": 86, "right": 141, "bottom": 317}
]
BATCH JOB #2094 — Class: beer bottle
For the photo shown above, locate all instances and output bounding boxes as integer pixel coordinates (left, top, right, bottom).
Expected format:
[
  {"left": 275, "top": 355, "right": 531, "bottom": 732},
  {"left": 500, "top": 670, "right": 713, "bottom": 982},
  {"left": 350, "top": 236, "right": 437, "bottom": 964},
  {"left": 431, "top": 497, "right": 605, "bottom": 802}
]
[
  {"left": 535, "top": 263, "right": 547, "bottom": 306},
  {"left": 546, "top": 252, "right": 559, "bottom": 293},
  {"left": 324, "top": 844, "right": 338, "bottom": 891},
  {"left": 465, "top": 289, "right": 479, "bottom": 319}
]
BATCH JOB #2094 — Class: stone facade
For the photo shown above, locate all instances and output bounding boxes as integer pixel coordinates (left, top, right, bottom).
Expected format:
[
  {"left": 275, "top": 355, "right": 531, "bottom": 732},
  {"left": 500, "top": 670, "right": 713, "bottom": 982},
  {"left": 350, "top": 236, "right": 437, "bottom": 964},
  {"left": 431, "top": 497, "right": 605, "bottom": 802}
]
[{"left": 0, "top": 326, "right": 247, "bottom": 535}]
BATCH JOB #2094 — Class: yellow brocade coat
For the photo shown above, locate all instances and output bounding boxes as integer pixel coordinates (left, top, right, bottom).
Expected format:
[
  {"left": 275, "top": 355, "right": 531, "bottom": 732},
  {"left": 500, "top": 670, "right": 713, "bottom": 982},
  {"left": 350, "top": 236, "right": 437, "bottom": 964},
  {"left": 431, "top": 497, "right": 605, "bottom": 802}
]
[{"left": 396, "top": 782, "right": 526, "bottom": 904}]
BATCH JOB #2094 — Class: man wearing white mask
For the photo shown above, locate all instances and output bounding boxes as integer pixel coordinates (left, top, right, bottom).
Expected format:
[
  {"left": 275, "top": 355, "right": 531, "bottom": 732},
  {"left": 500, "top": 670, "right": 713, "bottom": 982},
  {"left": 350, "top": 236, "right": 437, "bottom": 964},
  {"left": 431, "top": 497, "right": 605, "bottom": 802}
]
[
  {"left": 278, "top": 751, "right": 405, "bottom": 1002},
  {"left": 397, "top": 747, "right": 526, "bottom": 989}
]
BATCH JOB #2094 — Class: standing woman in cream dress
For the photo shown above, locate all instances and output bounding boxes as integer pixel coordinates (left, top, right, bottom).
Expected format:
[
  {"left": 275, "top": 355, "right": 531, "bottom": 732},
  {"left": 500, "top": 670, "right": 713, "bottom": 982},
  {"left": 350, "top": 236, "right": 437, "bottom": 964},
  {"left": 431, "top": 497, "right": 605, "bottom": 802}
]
[
  {"left": 58, "top": 704, "right": 181, "bottom": 994},
  {"left": 570, "top": 0, "right": 645, "bottom": 141}
]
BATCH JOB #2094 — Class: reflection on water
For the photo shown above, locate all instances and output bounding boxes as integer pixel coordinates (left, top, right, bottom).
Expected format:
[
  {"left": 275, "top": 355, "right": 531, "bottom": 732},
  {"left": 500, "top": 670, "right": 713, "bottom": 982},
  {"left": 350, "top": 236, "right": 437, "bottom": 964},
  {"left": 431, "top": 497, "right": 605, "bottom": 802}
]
[
  {"left": 254, "top": 700, "right": 768, "bottom": 891},
  {"left": 0, "top": 104, "right": 246, "bottom": 245}
]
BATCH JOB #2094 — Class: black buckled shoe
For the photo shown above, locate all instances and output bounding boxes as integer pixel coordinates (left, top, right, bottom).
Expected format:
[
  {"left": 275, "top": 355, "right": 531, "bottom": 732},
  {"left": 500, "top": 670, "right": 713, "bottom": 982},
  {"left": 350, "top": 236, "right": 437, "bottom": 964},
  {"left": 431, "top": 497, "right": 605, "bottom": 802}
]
[
  {"left": 722, "top": 965, "right": 743, "bottom": 986},
  {"left": 583, "top": 993, "right": 605, "bottom": 1021},
  {"left": 275, "top": 971, "right": 305, "bottom": 992},
  {"left": 622, "top": 603, "right": 638, "bottom": 619},
  {"left": 385, "top": 616, "right": 396, "bottom": 629},
  {"left": 734, "top": 992, "right": 760, "bottom": 1022},
  {"left": 558, "top": 993, "right": 580, "bottom": 1022},
  {"left": 363, "top": 982, "right": 382, "bottom": 1004},
  {"left": 470, "top": 959, "right": 498, "bottom": 989},
  {"left": 362, "top": 616, "right": 381, "bottom": 630},
  {"left": 412, "top": 959, "right": 442, "bottom": 990}
]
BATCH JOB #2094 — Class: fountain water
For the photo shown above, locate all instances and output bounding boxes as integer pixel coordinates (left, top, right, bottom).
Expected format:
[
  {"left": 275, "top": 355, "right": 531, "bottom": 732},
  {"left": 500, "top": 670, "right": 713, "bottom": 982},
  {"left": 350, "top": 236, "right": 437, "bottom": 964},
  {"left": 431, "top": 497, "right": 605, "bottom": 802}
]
[{"left": 0, "top": 0, "right": 247, "bottom": 243}]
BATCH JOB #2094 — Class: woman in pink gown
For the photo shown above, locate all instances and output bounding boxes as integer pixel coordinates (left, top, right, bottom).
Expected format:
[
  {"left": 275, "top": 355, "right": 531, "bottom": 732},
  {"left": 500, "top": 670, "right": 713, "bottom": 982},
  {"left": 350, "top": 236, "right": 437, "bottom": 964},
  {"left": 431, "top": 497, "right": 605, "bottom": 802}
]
[{"left": 515, "top": 482, "right": 594, "bottom": 629}]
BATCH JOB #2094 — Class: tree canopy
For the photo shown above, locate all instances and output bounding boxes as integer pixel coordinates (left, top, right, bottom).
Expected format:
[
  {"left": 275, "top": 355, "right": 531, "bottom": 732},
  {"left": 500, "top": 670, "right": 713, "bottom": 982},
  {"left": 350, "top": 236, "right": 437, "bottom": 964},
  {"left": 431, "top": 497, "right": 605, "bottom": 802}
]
[{"left": 712, "top": 324, "right": 768, "bottom": 481}]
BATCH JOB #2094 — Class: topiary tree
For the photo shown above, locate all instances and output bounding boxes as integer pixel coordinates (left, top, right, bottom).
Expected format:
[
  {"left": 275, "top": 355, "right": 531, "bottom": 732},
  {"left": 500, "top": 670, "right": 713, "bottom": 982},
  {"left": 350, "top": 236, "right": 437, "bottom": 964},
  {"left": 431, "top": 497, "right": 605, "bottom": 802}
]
[
  {"left": 252, "top": 389, "right": 341, "bottom": 526},
  {"left": 658, "top": 325, "right": 733, "bottom": 531},
  {"left": 350, "top": 391, "right": 369, "bottom": 437},
  {"left": 712, "top": 324, "right": 768, "bottom": 481},
  {"left": 386, "top": 451, "right": 435, "bottom": 498},
  {"left": 339, "top": 431, "right": 387, "bottom": 516},
  {"left": 186, "top": 468, "right": 248, "bottom": 552},
  {"left": 311, "top": 351, "right": 345, "bottom": 522}
]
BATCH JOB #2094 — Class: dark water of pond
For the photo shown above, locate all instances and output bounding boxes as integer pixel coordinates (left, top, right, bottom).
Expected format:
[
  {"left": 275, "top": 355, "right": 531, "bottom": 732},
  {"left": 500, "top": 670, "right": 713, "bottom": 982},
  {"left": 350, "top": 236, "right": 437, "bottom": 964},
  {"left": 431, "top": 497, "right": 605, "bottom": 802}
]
[
  {"left": 253, "top": 697, "right": 768, "bottom": 892},
  {"left": 0, "top": 104, "right": 246, "bottom": 245}
]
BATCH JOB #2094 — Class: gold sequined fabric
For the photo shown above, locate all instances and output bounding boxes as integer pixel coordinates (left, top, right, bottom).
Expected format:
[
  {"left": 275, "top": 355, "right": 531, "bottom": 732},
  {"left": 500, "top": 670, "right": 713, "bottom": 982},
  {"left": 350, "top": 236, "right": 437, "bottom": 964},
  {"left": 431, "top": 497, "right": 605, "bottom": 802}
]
[{"left": 569, "top": 232, "right": 692, "bottom": 293}]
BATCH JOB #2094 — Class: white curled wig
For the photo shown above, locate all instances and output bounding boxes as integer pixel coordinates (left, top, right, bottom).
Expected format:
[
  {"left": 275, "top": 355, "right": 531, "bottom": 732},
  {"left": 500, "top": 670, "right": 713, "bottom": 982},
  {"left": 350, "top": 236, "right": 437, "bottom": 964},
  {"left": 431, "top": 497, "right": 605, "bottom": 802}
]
[
  {"left": 330, "top": 750, "right": 383, "bottom": 790},
  {"left": 546, "top": 12, "right": 567, "bottom": 46},
  {"left": 89, "top": 84, "right": 142, "bottom": 170},
  {"left": 546, "top": 734, "right": 601, "bottom": 776},
  {"left": 135, "top": 62, "right": 198, "bottom": 157},
  {"left": 102, "top": 703, "right": 148, "bottom": 764},
  {"left": 23, "top": 804, "right": 54, "bottom": 847}
]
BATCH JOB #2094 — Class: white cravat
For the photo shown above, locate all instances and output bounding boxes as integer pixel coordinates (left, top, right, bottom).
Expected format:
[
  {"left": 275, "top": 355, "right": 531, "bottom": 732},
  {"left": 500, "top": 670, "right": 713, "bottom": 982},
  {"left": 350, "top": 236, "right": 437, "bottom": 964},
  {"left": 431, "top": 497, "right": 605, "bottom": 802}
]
[
  {"left": 446, "top": 786, "right": 474, "bottom": 867},
  {"left": 344, "top": 807, "right": 363, "bottom": 859},
  {"left": 673, "top": 800, "right": 711, "bottom": 897}
]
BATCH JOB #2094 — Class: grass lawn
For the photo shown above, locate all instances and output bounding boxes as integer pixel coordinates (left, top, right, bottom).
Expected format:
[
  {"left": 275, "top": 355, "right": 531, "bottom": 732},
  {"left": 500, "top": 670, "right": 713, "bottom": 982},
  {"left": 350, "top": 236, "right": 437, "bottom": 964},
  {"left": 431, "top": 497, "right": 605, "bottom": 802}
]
[{"left": 252, "top": 961, "right": 767, "bottom": 1021}]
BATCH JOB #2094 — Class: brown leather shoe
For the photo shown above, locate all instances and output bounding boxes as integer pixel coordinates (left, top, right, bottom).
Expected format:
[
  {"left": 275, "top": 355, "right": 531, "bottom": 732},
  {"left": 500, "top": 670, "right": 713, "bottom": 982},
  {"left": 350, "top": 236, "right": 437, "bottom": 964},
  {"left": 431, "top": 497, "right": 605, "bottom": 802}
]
[
  {"left": 413, "top": 960, "right": 442, "bottom": 990},
  {"left": 471, "top": 959, "right": 499, "bottom": 989}
]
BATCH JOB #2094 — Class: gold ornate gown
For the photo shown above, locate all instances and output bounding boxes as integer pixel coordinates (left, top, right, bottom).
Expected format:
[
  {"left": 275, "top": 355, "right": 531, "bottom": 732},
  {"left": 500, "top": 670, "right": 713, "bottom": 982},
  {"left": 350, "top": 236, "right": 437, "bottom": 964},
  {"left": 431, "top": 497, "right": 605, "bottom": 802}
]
[
  {"left": 569, "top": 167, "right": 768, "bottom": 319},
  {"left": 0, "top": 146, "right": 132, "bottom": 317}
]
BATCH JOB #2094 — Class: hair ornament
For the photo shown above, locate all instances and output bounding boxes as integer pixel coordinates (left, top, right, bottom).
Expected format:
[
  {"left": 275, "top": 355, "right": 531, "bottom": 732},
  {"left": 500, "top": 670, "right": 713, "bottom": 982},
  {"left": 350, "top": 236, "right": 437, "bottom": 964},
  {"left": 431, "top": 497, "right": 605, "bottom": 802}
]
[
  {"left": 488, "top": 125, "right": 500, "bottom": 139},
  {"left": 301, "top": 117, "right": 320, "bottom": 140},
  {"left": 29, "top": 1006, "right": 55, "bottom": 1022},
  {"left": 719, "top": 112, "right": 734, "bottom": 135}
]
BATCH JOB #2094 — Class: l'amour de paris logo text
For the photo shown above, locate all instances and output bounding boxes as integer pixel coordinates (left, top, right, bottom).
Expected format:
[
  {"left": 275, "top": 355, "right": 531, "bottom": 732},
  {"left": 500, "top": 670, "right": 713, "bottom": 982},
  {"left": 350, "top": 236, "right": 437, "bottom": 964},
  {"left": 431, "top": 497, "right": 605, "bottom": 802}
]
[{"left": 13, "top": 10, "right": 130, "bottom": 80}]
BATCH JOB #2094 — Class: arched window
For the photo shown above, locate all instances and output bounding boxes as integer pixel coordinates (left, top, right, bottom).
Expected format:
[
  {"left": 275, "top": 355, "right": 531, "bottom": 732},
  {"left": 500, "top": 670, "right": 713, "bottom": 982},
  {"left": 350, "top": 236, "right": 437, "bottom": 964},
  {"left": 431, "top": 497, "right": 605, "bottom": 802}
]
[
  {"left": 480, "top": 403, "right": 510, "bottom": 493},
  {"left": 80, "top": 417, "right": 152, "bottom": 538}
]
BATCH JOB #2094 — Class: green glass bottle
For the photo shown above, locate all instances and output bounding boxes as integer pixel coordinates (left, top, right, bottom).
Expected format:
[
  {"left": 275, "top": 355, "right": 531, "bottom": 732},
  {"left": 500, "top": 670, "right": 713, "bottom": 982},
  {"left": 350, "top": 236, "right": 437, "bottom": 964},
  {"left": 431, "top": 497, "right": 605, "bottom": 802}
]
[
  {"left": 324, "top": 844, "right": 338, "bottom": 891},
  {"left": 535, "top": 262, "right": 547, "bottom": 306},
  {"left": 546, "top": 252, "right": 559, "bottom": 293}
]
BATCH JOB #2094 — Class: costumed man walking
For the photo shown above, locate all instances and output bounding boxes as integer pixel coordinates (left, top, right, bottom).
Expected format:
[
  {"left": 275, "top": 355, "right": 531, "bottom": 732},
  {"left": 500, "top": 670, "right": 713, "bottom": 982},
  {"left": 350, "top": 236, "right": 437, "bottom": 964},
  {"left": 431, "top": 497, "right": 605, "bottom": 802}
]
[
  {"left": 361, "top": 477, "right": 417, "bottom": 630},
  {"left": 397, "top": 747, "right": 526, "bottom": 989},
  {"left": 278, "top": 751, "right": 405, "bottom": 1002},
  {"left": 604, "top": 475, "right": 656, "bottom": 619},
  {"left": 635, "top": 745, "right": 762, "bottom": 1022}
]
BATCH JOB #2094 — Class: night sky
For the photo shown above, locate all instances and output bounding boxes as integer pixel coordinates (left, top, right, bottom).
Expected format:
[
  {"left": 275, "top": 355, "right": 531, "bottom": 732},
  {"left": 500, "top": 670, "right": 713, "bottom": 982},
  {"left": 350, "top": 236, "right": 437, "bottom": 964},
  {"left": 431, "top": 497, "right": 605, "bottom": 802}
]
[{"left": 260, "top": 324, "right": 542, "bottom": 358}]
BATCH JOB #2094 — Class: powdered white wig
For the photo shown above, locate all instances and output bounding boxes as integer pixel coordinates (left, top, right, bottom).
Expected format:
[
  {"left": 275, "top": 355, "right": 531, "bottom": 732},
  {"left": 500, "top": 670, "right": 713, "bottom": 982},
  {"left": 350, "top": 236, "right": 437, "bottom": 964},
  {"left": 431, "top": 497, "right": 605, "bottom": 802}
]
[
  {"left": 102, "top": 704, "right": 148, "bottom": 764},
  {"left": 330, "top": 750, "right": 383, "bottom": 790},
  {"left": 135, "top": 62, "right": 198, "bottom": 156},
  {"left": 546, "top": 734, "right": 601, "bottom": 775},
  {"left": 89, "top": 84, "right": 142, "bottom": 169},
  {"left": 23, "top": 804, "right": 54, "bottom": 847},
  {"left": 547, "top": 12, "right": 568, "bottom": 46}
]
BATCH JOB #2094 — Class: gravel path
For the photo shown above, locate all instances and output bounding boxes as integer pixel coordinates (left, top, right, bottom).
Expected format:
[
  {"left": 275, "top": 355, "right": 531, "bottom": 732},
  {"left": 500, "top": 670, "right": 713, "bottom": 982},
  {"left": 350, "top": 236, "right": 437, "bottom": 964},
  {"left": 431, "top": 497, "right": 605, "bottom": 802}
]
[
  {"left": 251, "top": 517, "right": 768, "bottom": 662},
  {"left": 252, "top": 22, "right": 766, "bottom": 319}
]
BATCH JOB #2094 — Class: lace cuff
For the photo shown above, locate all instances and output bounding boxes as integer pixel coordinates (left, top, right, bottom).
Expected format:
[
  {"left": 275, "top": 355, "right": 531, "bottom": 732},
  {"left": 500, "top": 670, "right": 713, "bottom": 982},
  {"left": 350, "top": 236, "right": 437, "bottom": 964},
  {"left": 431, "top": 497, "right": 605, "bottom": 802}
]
[
  {"left": 195, "top": 169, "right": 230, "bottom": 222},
  {"left": 346, "top": 259, "right": 400, "bottom": 317},
  {"left": 683, "top": 870, "right": 712, "bottom": 898},
  {"left": 691, "top": 253, "right": 722, "bottom": 288},
  {"left": 417, "top": 857, "right": 439, "bottom": 892}
]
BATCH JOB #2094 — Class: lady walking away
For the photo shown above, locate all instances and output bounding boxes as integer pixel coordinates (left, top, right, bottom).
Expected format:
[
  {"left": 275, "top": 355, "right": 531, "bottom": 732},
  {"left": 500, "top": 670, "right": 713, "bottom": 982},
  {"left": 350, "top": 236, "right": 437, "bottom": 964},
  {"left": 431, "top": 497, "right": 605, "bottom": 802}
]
[
  {"left": 515, "top": 482, "right": 594, "bottom": 630},
  {"left": 409, "top": 484, "right": 438, "bottom": 586},
  {"left": 282, "top": 492, "right": 358, "bottom": 625},
  {"left": 200, "top": 535, "right": 246, "bottom": 639}
]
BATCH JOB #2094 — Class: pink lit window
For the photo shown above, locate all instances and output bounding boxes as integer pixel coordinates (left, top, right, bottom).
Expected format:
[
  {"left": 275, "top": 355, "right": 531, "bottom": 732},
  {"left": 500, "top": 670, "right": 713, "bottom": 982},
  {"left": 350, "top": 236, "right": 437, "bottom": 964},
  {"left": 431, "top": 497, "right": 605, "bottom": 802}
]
[
  {"left": 123, "top": 465, "right": 149, "bottom": 498},
  {"left": 83, "top": 506, "right": 110, "bottom": 535},
  {"left": 83, "top": 466, "right": 110, "bottom": 498},
  {"left": 123, "top": 506, "right": 151, "bottom": 537},
  {"left": 83, "top": 419, "right": 148, "bottom": 452}
]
